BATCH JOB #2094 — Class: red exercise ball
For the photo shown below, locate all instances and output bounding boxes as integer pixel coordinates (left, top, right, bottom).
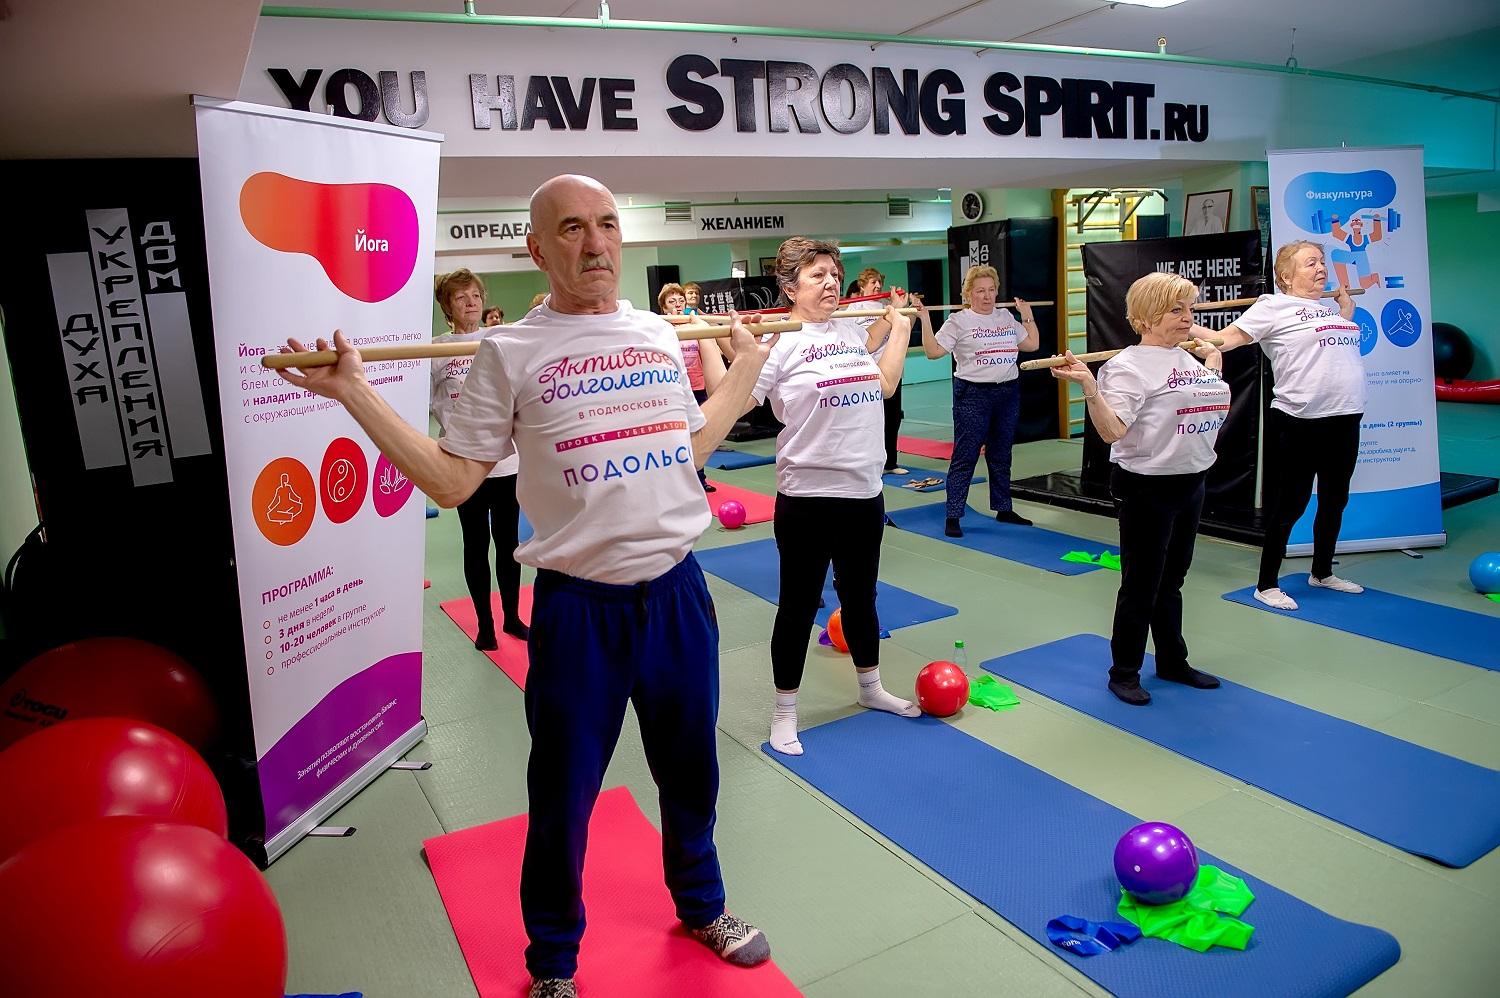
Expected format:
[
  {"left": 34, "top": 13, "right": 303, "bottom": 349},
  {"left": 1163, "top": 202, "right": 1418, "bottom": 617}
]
[
  {"left": 0, "top": 717, "right": 227, "bottom": 863},
  {"left": 915, "top": 660, "right": 970, "bottom": 717},
  {"left": 0, "top": 636, "right": 219, "bottom": 751},
  {"left": 827, "top": 609, "right": 849, "bottom": 653},
  {"left": 0, "top": 817, "right": 287, "bottom": 998}
]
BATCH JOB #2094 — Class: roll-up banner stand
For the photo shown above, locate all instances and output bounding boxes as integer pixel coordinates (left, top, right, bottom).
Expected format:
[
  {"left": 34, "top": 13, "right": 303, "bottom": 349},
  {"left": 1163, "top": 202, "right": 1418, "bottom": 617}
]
[
  {"left": 195, "top": 97, "right": 439, "bottom": 862},
  {"left": 1267, "top": 146, "right": 1444, "bottom": 553}
]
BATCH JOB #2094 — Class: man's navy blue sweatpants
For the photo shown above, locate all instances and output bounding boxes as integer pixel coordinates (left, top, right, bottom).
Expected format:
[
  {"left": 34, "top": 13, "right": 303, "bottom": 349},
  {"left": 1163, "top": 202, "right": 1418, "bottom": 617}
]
[{"left": 519, "top": 553, "right": 725, "bottom": 980}]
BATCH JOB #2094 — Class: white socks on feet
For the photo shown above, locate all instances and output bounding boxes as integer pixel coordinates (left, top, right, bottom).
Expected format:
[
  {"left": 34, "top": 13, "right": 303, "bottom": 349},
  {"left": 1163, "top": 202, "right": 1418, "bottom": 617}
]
[
  {"left": 857, "top": 668, "right": 921, "bottom": 717},
  {"left": 769, "top": 692, "right": 803, "bottom": 756}
]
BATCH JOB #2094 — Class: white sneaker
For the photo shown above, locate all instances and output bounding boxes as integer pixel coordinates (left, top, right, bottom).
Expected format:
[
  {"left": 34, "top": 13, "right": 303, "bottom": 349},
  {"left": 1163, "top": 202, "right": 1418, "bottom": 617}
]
[
  {"left": 1309, "top": 574, "right": 1364, "bottom": 594},
  {"left": 1254, "top": 587, "right": 1299, "bottom": 611}
]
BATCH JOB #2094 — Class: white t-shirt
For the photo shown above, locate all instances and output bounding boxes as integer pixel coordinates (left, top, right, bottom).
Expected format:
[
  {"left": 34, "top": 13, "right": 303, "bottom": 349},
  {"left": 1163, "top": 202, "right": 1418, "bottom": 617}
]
[
  {"left": 1097, "top": 345, "right": 1232, "bottom": 475},
  {"left": 430, "top": 329, "right": 518, "bottom": 478},
  {"left": 935, "top": 308, "right": 1024, "bottom": 383},
  {"left": 438, "top": 300, "right": 709, "bottom": 585},
  {"left": 854, "top": 315, "right": 893, "bottom": 362},
  {"left": 752, "top": 318, "right": 885, "bottom": 499},
  {"left": 1234, "top": 293, "right": 1366, "bottom": 418}
]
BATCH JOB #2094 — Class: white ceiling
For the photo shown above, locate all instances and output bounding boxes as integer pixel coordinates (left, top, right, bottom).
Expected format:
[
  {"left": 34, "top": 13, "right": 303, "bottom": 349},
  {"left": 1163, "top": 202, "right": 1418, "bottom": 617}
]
[
  {"left": 304, "top": 0, "right": 1500, "bottom": 67},
  {"left": 4, "top": 0, "right": 1497, "bottom": 198}
]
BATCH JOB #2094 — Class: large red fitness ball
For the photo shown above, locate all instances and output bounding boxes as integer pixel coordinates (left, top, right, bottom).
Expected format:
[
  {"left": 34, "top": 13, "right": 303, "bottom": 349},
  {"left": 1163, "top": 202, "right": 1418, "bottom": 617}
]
[
  {"left": 0, "top": 636, "right": 219, "bottom": 751},
  {"left": 915, "top": 661, "right": 970, "bottom": 717},
  {"left": 0, "top": 717, "right": 227, "bottom": 863},
  {"left": 0, "top": 817, "right": 287, "bottom": 998}
]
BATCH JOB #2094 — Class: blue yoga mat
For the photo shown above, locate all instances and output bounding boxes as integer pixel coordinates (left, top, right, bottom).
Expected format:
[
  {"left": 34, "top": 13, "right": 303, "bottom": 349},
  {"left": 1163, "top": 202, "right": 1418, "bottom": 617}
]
[
  {"left": 767, "top": 711, "right": 1399, "bottom": 998},
  {"left": 706, "top": 448, "right": 775, "bottom": 470},
  {"left": 695, "top": 538, "right": 957, "bottom": 632},
  {"left": 889, "top": 501, "right": 1113, "bottom": 576},
  {"left": 1224, "top": 575, "right": 1500, "bottom": 672},
  {"left": 984, "top": 634, "right": 1500, "bottom": 867},
  {"left": 882, "top": 469, "right": 983, "bottom": 493}
]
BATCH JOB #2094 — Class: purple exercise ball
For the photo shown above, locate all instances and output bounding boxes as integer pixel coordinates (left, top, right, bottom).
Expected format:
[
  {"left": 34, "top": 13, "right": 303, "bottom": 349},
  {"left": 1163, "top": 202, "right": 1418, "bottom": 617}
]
[
  {"left": 718, "top": 499, "right": 747, "bottom": 530},
  {"left": 1113, "top": 821, "right": 1200, "bottom": 905}
]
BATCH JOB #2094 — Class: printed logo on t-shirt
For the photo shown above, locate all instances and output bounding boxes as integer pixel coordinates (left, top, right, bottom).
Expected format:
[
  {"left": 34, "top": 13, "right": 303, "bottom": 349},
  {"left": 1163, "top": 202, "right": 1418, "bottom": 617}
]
[
  {"left": 537, "top": 346, "right": 682, "bottom": 404},
  {"left": 1175, "top": 403, "right": 1230, "bottom": 436},
  {"left": 532, "top": 345, "right": 695, "bottom": 489},
  {"left": 974, "top": 347, "right": 1019, "bottom": 367},
  {"left": 1165, "top": 367, "right": 1223, "bottom": 389},
  {"left": 816, "top": 373, "right": 882, "bottom": 409},
  {"left": 801, "top": 341, "right": 868, "bottom": 363},
  {"left": 1313, "top": 321, "right": 1362, "bottom": 349}
]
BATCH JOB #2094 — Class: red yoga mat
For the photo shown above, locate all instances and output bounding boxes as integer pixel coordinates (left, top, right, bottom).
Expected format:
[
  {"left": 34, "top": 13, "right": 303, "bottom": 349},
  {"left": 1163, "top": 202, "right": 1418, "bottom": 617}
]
[
  {"left": 424, "top": 786, "right": 801, "bottom": 998},
  {"left": 704, "top": 481, "right": 775, "bottom": 525},
  {"left": 439, "top": 587, "right": 534, "bottom": 690},
  {"left": 896, "top": 435, "right": 957, "bottom": 460}
]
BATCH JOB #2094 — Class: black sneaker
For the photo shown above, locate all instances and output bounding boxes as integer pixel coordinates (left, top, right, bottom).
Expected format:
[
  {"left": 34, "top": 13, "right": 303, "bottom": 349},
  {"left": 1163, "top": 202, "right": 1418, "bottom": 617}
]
[
  {"left": 944, "top": 517, "right": 964, "bottom": 538},
  {"left": 1156, "top": 666, "right": 1221, "bottom": 689},
  {"left": 995, "top": 510, "right": 1033, "bottom": 526},
  {"left": 1108, "top": 681, "right": 1151, "bottom": 706}
]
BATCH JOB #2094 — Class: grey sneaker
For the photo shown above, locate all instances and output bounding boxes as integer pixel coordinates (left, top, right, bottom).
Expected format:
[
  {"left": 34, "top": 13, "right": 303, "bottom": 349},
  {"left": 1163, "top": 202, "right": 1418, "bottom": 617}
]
[
  {"left": 528, "top": 978, "right": 577, "bottom": 998},
  {"left": 1309, "top": 573, "right": 1364, "bottom": 594},
  {"left": 689, "top": 912, "right": 772, "bottom": 967}
]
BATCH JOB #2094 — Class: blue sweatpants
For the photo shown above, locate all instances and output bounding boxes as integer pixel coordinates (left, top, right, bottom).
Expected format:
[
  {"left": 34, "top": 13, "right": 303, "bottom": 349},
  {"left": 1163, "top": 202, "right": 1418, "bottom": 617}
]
[
  {"left": 520, "top": 554, "right": 725, "bottom": 979},
  {"left": 945, "top": 377, "right": 1020, "bottom": 519}
]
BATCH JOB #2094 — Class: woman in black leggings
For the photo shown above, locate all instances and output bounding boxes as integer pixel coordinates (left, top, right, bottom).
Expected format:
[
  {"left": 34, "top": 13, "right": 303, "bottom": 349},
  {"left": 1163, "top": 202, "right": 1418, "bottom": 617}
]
[
  {"left": 1201, "top": 241, "right": 1364, "bottom": 611},
  {"left": 747, "top": 238, "right": 916, "bottom": 756},
  {"left": 431, "top": 269, "right": 527, "bottom": 649}
]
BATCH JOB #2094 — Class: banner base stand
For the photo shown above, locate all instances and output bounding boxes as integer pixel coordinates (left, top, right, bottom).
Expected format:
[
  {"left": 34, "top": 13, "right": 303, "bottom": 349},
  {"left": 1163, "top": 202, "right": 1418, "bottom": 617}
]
[{"left": 262, "top": 718, "right": 428, "bottom": 866}]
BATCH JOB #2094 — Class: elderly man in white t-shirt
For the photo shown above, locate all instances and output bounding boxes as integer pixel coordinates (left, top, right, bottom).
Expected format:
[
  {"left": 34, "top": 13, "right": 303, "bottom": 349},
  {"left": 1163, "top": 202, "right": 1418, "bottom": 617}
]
[{"left": 276, "top": 175, "right": 775, "bottom": 998}]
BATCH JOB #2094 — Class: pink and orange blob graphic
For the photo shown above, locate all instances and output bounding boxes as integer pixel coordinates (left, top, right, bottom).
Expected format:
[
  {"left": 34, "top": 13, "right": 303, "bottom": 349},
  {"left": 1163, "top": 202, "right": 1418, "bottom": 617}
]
[{"left": 239, "top": 172, "right": 418, "bottom": 303}]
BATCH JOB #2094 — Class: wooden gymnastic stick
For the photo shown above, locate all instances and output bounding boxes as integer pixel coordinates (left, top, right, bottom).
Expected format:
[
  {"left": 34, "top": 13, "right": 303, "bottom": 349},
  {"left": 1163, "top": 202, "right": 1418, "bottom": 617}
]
[
  {"left": 1018, "top": 336, "right": 1225, "bottom": 372},
  {"left": 665, "top": 300, "right": 1056, "bottom": 324},
  {"left": 260, "top": 319, "right": 801, "bottom": 370},
  {"left": 1193, "top": 287, "right": 1366, "bottom": 311}
]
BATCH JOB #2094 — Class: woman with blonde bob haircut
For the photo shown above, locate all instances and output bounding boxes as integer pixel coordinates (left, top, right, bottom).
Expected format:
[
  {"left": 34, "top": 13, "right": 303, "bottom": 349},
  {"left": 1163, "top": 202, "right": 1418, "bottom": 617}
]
[
  {"left": 922, "top": 263, "right": 1038, "bottom": 536},
  {"left": 1051, "top": 272, "right": 1229, "bottom": 705},
  {"left": 747, "top": 236, "right": 918, "bottom": 755},
  {"left": 1191, "top": 240, "right": 1362, "bottom": 611}
]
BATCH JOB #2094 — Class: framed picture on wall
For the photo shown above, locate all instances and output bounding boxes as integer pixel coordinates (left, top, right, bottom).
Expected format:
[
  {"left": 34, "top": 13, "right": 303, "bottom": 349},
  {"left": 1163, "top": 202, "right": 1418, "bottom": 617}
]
[
  {"left": 1250, "top": 185, "right": 1272, "bottom": 255},
  {"left": 1183, "top": 189, "right": 1231, "bottom": 236},
  {"left": 730, "top": 259, "right": 749, "bottom": 278},
  {"left": 759, "top": 256, "right": 778, "bottom": 277}
]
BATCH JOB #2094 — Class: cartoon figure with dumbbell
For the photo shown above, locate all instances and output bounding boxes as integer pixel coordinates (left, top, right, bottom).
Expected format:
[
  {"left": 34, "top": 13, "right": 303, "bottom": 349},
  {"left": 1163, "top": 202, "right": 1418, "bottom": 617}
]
[{"left": 1329, "top": 212, "right": 1385, "bottom": 291}]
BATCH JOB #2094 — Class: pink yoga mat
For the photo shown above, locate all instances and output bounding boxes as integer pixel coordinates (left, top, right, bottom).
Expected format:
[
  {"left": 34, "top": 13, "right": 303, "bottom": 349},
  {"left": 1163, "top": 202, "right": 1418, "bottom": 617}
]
[
  {"left": 439, "top": 588, "right": 534, "bottom": 690},
  {"left": 896, "top": 435, "right": 959, "bottom": 460},
  {"left": 424, "top": 786, "right": 801, "bottom": 998},
  {"left": 704, "top": 481, "right": 775, "bottom": 525}
]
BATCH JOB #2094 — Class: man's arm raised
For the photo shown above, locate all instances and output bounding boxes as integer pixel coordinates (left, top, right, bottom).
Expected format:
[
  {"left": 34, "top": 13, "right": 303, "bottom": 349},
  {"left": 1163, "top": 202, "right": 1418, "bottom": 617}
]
[
  {"left": 693, "top": 312, "right": 777, "bottom": 467},
  {"left": 276, "top": 331, "right": 494, "bottom": 507}
]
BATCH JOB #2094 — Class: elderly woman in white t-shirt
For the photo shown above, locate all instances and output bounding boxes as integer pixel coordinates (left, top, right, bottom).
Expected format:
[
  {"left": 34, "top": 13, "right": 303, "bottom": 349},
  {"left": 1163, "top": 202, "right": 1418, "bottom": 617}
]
[
  {"left": 749, "top": 237, "right": 917, "bottom": 756},
  {"left": 430, "top": 269, "right": 526, "bottom": 650},
  {"left": 1051, "top": 273, "right": 1227, "bottom": 705},
  {"left": 1198, "top": 241, "right": 1362, "bottom": 611},
  {"left": 921, "top": 264, "right": 1038, "bottom": 537}
]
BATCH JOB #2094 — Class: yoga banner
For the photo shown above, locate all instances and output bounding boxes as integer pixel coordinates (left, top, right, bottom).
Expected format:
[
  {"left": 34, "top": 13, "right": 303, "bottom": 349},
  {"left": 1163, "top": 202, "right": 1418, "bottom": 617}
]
[
  {"left": 195, "top": 98, "right": 439, "bottom": 859},
  {"left": 1079, "top": 231, "right": 1265, "bottom": 513},
  {"left": 1267, "top": 146, "right": 1444, "bottom": 552}
]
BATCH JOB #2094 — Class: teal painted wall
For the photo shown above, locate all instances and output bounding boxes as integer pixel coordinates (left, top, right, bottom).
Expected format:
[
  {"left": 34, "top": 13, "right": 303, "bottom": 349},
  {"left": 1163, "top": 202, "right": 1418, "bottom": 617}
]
[{"left": 1427, "top": 194, "right": 1499, "bottom": 380}]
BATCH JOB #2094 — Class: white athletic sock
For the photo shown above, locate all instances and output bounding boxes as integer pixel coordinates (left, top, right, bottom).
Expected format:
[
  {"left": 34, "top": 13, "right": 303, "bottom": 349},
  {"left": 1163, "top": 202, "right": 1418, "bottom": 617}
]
[
  {"left": 769, "top": 692, "right": 803, "bottom": 755},
  {"left": 856, "top": 668, "right": 921, "bottom": 717}
]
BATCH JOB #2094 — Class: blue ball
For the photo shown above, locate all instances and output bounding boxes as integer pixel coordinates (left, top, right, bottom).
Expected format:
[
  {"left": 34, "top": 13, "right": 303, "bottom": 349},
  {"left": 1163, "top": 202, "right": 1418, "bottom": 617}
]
[{"left": 1470, "top": 552, "right": 1500, "bottom": 595}]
